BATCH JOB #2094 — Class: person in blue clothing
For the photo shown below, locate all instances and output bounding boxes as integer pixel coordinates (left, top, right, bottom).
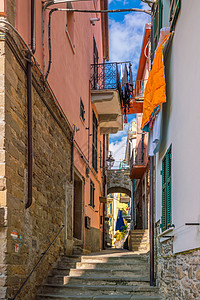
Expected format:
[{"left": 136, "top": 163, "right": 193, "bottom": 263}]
[{"left": 116, "top": 210, "right": 125, "bottom": 232}]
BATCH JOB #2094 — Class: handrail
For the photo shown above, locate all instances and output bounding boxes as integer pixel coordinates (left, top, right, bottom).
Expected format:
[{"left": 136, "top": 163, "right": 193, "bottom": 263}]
[{"left": 8, "top": 224, "right": 65, "bottom": 300}]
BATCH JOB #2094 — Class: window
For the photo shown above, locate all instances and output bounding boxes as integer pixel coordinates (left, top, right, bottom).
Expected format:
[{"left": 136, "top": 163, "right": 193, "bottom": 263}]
[
  {"left": 92, "top": 110, "right": 98, "bottom": 172},
  {"left": 161, "top": 145, "right": 172, "bottom": 232},
  {"left": 154, "top": 3, "right": 162, "bottom": 44},
  {"left": 66, "top": 2, "right": 75, "bottom": 51},
  {"left": 153, "top": 0, "right": 163, "bottom": 52},
  {"left": 169, "top": 0, "right": 181, "bottom": 31},
  {"left": 80, "top": 98, "right": 85, "bottom": 123},
  {"left": 90, "top": 180, "right": 95, "bottom": 208}
]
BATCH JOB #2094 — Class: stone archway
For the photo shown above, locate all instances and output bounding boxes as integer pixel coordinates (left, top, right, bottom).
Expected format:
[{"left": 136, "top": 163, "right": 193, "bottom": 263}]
[
  {"left": 107, "top": 169, "right": 131, "bottom": 197},
  {"left": 107, "top": 186, "right": 131, "bottom": 197}
]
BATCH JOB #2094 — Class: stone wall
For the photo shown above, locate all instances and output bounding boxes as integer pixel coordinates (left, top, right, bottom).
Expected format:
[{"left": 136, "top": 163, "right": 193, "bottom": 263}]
[
  {"left": 156, "top": 230, "right": 200, "bottom": 299},
  {"left": 107, "top": 169, "right": 131, "bottom": 197},
  {"left": 84, "top": 227, "right": 100, "bottom": 253},
  {"left": 0, "top": 30, "right": 73, "bottom": 299}
]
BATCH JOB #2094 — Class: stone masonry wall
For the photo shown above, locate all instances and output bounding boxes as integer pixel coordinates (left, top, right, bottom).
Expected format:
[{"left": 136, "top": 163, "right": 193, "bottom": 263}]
[
  {"left": 156, "top": 231, "right": 200, "bottom": 299},
  {"left": 0, "top": 30, "right": 73, "bottom": 299},
  {"left": 107, "top": 169, "right": 131, "bottom": 196},
  {"left": 0, "top": 38, "right": 7, "bottom": 300}
]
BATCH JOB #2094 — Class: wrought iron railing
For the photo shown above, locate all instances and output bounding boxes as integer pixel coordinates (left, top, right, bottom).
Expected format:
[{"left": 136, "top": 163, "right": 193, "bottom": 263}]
[
  {"left": 90, "top": 62, "right": 148, "bottom": 102},
  {"left": 90, "top": 62, "right": 122, "bottom": 90},
  {"left": 8, "top": 225, "right": 65, "bottom": 300},
  {"left": 130, "top": 146, "right": 148, "bottom": 167}
]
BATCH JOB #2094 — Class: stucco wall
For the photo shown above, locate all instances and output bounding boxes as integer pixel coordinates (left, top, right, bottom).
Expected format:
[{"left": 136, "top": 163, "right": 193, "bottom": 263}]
[{"left": 155, "top": 0, "right": 200, "bottom": 254}]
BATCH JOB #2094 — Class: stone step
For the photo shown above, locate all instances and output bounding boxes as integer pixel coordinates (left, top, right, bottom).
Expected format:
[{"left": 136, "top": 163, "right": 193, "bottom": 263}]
[
  {"left": 52, "top": 267, "right": 149, "bottom": 277},
  {"left": 75, "top": 261, "right": 148, "bottom": 270},
  {"left": 63, "top": 275, "right": 150, "bottom": 286},
  {"left": 80, "top": 255, "right": 148, "bottom": 264},
  {"left": 130, "top": 230, "right": 149, "bottom": 233},
  {"left": 40, "top": 283, "right": 160, "bottom": 297},
  {"left": 36, "top": 294, "right": 161, "bottom": 300},
  {"left": 47, "top": 275, "right": 150, "bottom": 286},
  {"left": 69, "top": 268, "right": 149, "bottom": 277}
]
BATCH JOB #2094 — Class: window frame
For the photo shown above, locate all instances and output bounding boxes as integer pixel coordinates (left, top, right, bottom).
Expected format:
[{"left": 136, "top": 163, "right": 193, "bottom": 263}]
[
  {"left": 80, "top": 98, "right": 85, "bottom": 123},
  {"left": 161, "top": 144, "right": 172, "bottom": 232},
  {"left": 90, "top": 179, "right": 95, "bottom": 208}
]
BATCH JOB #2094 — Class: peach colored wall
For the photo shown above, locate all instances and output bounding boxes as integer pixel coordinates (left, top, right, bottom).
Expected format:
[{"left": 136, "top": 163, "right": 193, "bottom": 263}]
[{"left": 15, "top": 0, "right": 105, "bottom": 238}]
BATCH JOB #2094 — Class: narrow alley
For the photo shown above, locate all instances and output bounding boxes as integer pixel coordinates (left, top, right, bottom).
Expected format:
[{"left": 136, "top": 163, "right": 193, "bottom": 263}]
[{"left": 1, "top": 0, "right": 200, "bottom": 300}]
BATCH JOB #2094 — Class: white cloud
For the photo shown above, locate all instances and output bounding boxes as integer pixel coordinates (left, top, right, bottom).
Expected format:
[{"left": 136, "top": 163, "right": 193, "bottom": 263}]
[
  {"left": 109, "top": 3, "right": 150, "bottom": 78},
  {"left": 109, "top": 116, "right": 136, "bottom": 167},
  {"left": 109, "top": 136, "right": 128, "bottom": 168}
]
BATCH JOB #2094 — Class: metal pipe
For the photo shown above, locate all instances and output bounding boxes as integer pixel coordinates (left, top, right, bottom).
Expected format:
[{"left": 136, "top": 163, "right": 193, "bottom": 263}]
[
  {"left": 31, "top": 0, "right": 36, "bottom": 54},
  {"left": 25, "top": 52, "right": 33, "bottom": 209},
  {"left": 26, "top": 0, "right": 36, "bottom": 209},
  {"left": 45, "top": 8, "right": 58, "bottom": 81},
  {"left": 102, "top": 134, "right": 106, "bottom": 249},
  {"left": 150, "top": 156, "right": 154, "bottom": 286},
  {"left": 56, "top": 8, "right": 151, "bottom": 15},
  {"left": 149, "top": 3, "right": 155, "bottom": 286},
  {"left": 71, "top": 125, "right": 75, "bottom": 184}
]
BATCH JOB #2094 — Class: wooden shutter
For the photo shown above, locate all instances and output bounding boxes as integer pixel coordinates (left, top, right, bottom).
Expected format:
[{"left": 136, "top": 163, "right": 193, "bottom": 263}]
[{"left": 161, "top": 145, "right": 172, "bottom": 231}]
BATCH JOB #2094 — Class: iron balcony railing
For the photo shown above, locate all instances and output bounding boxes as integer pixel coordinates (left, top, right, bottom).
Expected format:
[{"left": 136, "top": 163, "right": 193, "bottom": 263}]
[
  {"left": 90, "top": 62, "right": 148, "bottom": 102},
  {"left": 90, "top": 62, "right": 122, "bottom": 91},
  {"left": 130, "top": 146, "right": 148, "bottom": 167}
]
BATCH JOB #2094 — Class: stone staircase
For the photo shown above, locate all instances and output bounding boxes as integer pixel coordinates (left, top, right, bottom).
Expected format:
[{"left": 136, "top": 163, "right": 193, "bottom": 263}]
[
  {"left": 36, "top": 250, "right": 160, "bottom": 300},
  {"left": 128, "top": 230, "right": 149, "bottom": 252}
]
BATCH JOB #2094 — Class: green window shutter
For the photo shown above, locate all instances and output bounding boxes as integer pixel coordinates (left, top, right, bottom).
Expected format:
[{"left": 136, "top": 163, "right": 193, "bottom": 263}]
[
  {"left": 162, "top": 186, "right": 166, "bottom": 231},
  {"left": 161, "top": 145, "right": 172, "bottom": 232},
  {"left": 167, "top": 180, "right": 171, "bottom": 227}
]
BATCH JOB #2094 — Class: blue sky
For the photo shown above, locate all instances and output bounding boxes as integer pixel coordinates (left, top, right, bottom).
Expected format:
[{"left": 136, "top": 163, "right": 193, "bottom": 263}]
[{"left": 108, "top": 0, "right": 150, "bottom": 165}]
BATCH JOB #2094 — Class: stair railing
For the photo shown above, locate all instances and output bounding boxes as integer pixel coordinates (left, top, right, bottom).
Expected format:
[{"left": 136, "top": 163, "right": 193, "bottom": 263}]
[{"left": 8, "top": 224, "right": 65, "bottom": 300}]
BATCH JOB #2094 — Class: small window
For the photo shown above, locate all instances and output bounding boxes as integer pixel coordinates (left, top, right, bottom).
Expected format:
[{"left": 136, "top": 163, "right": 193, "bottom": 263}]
[
  {"left": 66, "top": 2, "right": 75, "bottom": 51},
  {"left": 169, "top": 0, "right": 181, "bottom": 31},
  {"left": 161, "top": 145, "right": 172, "bottom": 232},
  {"left": 90, "top": 180, "right": 95, "bottom": 208},
  {"left": 153, "top": 0, "right": 163, "bottom": 52},
  {"left": 92, "top": 110, "right": 98, "bottom": 172},
  {"left": 80, "top": 98, "right": 85, "bottom": 123},
  {"left": 100, "top": 216, "right": 103, "bottom": 225}
]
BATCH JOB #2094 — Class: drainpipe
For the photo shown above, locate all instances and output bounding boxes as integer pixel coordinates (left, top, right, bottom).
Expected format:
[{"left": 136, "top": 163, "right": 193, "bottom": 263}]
[
  {"left": 102, "top": 134, "right": 106, "bottom": 249},
  {"left": 150, "top": 3, "right": 155, "bottom": 286},
  {"left": 26, "top": 0, "right": 36, "bottom": 209}
]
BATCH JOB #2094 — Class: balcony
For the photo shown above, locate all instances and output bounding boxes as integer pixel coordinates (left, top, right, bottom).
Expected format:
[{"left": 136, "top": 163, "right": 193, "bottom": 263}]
[
  {"left": 90, "top": 62, "right": 123, "bottom": 134},
  {"left": 130, "top": 146, "right": 148, "bottom": 179}
]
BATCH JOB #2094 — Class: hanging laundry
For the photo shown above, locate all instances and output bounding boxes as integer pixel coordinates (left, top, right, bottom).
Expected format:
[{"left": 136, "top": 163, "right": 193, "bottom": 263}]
[
  {"left": 128, "top": 63, "right": 134, "bottom": 97},
  {"left": 141, "top": 29, "right": 171, "bottom": 131}
]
